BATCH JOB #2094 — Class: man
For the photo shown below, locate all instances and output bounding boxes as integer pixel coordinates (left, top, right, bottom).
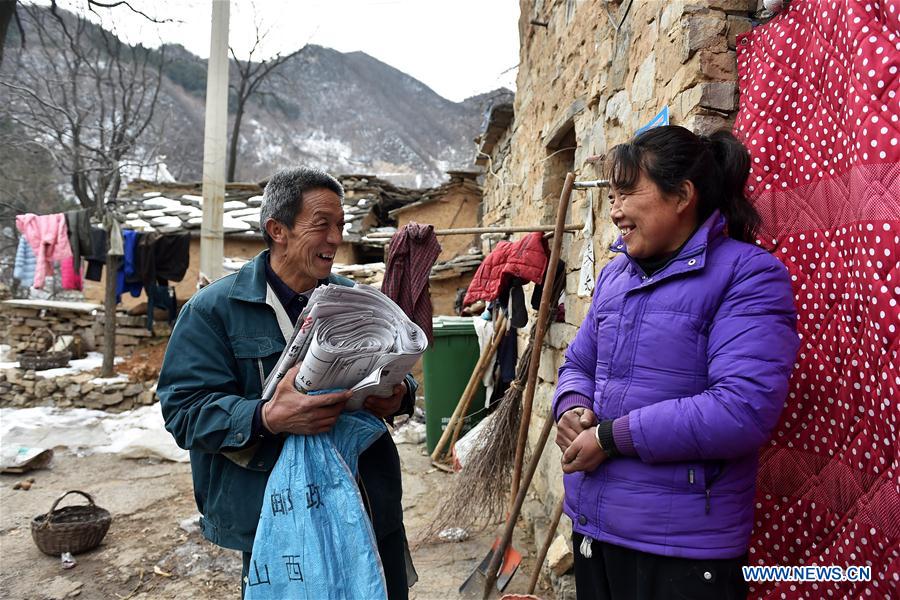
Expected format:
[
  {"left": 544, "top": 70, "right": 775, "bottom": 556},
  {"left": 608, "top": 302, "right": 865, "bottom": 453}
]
[{"left": 158, "top": 167, "right": 416, "bottom": 598}]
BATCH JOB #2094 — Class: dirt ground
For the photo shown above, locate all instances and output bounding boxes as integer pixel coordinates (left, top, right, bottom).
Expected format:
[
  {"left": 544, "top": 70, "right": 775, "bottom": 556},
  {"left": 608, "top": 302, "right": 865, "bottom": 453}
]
[
  {"left": 116, "top": 341, "right": 169, "bottom": 383},
  {"left": 0, "top": 433, "right": 550, "bottom": 600}
]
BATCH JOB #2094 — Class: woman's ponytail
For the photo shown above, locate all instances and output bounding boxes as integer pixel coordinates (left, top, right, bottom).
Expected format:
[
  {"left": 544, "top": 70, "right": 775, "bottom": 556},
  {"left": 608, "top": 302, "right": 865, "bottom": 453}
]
[{"left": 705, "top": 130, "right": 761, "bottom": 244}]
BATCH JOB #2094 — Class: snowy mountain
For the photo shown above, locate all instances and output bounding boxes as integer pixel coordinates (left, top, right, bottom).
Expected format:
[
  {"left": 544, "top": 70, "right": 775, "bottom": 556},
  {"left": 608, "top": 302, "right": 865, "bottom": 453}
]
[
  {"left": 150, "top": 43, "right": 512, "bottom": 187},
  {"left": 1, "top": 7, "right": 512, "bottom": 189}
]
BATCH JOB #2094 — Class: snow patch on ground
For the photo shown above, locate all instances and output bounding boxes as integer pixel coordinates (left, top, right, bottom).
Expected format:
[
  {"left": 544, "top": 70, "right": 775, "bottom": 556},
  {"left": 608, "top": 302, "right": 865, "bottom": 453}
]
[
  {"left": 0, "top": 352, "right": 124, "bottom": 379},
  {"left": 1, "top": 403, "right": 188, "bottom": 462}
]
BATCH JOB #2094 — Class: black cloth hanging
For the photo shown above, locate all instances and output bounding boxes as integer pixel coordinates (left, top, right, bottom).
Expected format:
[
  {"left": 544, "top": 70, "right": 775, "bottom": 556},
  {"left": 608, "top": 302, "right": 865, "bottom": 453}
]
[
  {"left": 135, "top": 233, "right": 190, "bottom": 286},
  {"left": 84, "top": 226, "right": 107, "bottom": 281},
  {"left": 65, "top": 210, "right": 92, "bottom": 268},
  {"left": 154, "top": 233, "right": 190, "bottom": 283}
]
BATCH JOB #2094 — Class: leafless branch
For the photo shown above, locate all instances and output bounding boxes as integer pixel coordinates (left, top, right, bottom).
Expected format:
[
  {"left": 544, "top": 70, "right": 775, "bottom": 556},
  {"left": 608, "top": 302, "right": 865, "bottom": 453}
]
[{"left": 85, "top": 0, "right": 176, "bottom": 24}]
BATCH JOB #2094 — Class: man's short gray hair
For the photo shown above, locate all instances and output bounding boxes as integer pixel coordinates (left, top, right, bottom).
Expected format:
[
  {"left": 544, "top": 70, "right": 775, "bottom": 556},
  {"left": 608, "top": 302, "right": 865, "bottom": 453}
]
[{"left": 259, "top": 167, "right": 345, "bottom": 247}]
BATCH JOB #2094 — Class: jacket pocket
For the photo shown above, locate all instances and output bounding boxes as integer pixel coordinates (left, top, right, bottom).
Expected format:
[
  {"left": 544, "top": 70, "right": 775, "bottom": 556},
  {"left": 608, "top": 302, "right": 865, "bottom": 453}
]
[
  {"left": 593, "top": 311, "right": 620, "bottom": 371},
  {"left": 230, "top": 335, "right": 285, "bottom": 398},
  {"left": 232, "top": 335, "right": 284, "bottom": 359}
]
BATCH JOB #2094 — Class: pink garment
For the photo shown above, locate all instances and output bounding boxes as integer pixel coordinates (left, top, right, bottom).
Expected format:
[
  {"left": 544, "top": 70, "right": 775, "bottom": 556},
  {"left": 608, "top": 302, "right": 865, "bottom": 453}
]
[
  {"left": 60, "top": 256, "right": 82, "bottom": 291},
  {"left": 15, "top": 213, "right": 73, "bottom": 289}
]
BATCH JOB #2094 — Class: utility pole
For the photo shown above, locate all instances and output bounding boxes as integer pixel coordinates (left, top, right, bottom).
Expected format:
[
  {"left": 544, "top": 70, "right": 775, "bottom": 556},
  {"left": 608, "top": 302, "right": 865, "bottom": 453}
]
[{"left": 200, "top": 0, "right": 230, "bottom": 283}]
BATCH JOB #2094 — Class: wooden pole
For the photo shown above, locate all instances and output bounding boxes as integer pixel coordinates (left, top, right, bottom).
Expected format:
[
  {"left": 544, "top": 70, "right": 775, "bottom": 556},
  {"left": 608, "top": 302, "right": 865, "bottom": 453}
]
[
  {"left": 365, "top": 223, "right": 584, "bottom": 239},
  {"left": 510, "top": 172, "right": 575, "bottom": 503},
  {"left": 483, "top": 411, "right": 556, "bottom": 599},
  {"left": 527, "top": 496, "right": 566, "bottom": 594},
  {"left": 200, "top": 0, "right": 230, "bottom": 283},
  {"left": 430, "top": 312, "right": 508, "bottom": 463},
  {"left": 100, "top": 253, "right": 119, "bottom": 378}
]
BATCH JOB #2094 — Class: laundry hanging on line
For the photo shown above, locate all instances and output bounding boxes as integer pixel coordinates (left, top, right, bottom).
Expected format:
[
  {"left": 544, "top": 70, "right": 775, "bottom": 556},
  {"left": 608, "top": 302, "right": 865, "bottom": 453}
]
[
  {"left": 381, "top": 222, "right": 442, "bottom": 343},
  {"left": 15, "top": 213, "right": 73, "bottom": 290}
]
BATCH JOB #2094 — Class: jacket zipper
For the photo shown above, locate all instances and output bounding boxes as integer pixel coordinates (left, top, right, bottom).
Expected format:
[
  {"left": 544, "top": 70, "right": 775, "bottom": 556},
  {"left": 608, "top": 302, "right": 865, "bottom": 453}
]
[
  {"left": 688, "top": 466, "right": 719, "bottom": 515},
  {"left": 703, "top": 464, "right": 724, "bottom": 515},
  {"left": 257, "top": 359, "right": 265, "bottom": 391}
]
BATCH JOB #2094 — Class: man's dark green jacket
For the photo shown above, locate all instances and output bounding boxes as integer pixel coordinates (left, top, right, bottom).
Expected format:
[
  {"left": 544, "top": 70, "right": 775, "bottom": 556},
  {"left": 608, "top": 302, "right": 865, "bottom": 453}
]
[{"left": 158, "top": 251, "right": 416, "bottom": 551}]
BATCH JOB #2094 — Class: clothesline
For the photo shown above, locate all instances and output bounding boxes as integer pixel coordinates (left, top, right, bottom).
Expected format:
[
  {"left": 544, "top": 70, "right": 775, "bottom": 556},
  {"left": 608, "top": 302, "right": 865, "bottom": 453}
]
[
  {"left": 13, "top": 210, "right": 189, "bottom": 309},
  {"left": 366, "top": 223, "right": 586, "bottom": 239}
]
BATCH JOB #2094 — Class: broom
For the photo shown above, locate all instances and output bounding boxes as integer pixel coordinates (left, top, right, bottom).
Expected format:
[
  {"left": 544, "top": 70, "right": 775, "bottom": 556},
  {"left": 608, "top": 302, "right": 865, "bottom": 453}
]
[{"left": 419, "top": 269, "right": 566, "bottom": 541}]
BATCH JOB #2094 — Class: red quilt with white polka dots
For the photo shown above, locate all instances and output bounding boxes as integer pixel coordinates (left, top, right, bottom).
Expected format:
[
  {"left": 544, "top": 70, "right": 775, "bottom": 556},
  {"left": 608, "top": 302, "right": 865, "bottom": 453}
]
[{"left": 734, "top": 1, "right": 899, "bottom": 597}]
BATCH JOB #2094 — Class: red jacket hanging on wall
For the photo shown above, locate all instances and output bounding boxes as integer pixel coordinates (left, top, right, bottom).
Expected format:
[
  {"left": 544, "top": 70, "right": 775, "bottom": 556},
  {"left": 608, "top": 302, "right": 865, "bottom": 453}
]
[{"left": 464, "top": 231, "right": 548, "bottom": 305}]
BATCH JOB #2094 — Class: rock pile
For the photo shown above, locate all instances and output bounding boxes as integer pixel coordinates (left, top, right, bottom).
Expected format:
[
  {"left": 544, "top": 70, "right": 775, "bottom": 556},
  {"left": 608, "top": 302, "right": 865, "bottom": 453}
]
[
  {"left": 332, "top": 262, "right": 385, "bottom": 287},
  {"left": 2, "top": 299, "right": 102, "bottom": 358},
  {"left": 430, "top": 251, "right": 484, "bottom": 281},
  {"left": 0, "top": 369, "right": 155, "bottom": 412}
]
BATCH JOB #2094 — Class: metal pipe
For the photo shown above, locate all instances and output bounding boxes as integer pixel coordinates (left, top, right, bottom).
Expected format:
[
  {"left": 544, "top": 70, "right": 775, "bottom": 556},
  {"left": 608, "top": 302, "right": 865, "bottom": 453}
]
[{"left": 572, "top": 179, "right": 610, "bottom": 189}]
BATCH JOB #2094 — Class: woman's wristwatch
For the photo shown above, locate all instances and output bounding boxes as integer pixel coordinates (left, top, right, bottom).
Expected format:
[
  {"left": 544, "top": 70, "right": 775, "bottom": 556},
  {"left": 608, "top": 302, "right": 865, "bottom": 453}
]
[{"left": 594, "top": 420, "right": 619, "bottom": 457}]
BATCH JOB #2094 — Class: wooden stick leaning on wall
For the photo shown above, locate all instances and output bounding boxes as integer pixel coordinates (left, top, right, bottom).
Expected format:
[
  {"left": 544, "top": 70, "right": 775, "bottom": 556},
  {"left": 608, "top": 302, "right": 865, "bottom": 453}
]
[
  {"left": 528, "top": 495, "right": 565, "bottom": 594},
  {"left": 430, "top": 311, "right": 508, "bottom": 463},
  {"left": 447, "top": 316, "right": 511, "bottom": 451},
  {"left": 510, "top": 172, "right": 576, "bottom": 503},
  {"left": 483, "top": 410, "right": 557, "bottom": 598}
]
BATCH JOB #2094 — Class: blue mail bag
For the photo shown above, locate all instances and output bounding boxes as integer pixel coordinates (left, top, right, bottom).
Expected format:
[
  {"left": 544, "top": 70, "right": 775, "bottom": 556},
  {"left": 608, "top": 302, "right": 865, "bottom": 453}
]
[{"left": 245, "top": 411, "right": 388, "bottom": 599}]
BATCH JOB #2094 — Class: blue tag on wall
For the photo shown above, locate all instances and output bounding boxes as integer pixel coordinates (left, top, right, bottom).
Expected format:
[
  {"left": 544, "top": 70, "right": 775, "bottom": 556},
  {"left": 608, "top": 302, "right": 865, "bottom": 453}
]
[{"left": 635, "top": 106, "right": 669, "bottom": 135}]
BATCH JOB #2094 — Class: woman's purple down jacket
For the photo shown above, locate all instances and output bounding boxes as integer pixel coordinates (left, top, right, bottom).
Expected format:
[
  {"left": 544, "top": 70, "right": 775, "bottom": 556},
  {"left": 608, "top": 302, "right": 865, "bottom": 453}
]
[{"left": 553, "top": 211, "right": 799, "bottom": 560}]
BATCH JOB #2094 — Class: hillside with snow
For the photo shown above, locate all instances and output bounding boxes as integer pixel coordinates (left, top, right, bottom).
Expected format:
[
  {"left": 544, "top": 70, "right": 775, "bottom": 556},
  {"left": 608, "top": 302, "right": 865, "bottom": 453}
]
[{"left": 138, "top": 43, "right": 511, "bottom": 188}]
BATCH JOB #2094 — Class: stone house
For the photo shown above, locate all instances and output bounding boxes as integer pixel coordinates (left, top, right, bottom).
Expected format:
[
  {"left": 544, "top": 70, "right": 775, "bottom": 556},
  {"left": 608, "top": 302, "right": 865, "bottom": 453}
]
[
  {"left": 389, "top": 171, "right": 485, "bottom": 316},
  {"left": 333, "top": 174, "right": 423, "bottom": 265},
  {"left": 80, "top": 175, "right": 427, "bottom": 310},
  {"left": 477, "top": 0, "right": 757, "bottom": 585},
  {"left": 80, "top": 182, "right": 266, "bottom": 310}
]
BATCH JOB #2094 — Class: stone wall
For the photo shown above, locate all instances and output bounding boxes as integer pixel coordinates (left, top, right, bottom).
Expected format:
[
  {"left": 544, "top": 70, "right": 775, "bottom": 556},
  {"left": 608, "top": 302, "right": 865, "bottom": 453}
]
[
  {"left": 481, "top": 0, "right": 758, "bottom": 590},
  {"left": 1, "top": 300, "right": 172, "bottom": 359},
  {"left": 2, "top": 300, "right": 103, "bottom": 358},
  {"left": 0, "top": 369, "right": 156, "bottom": 412}
]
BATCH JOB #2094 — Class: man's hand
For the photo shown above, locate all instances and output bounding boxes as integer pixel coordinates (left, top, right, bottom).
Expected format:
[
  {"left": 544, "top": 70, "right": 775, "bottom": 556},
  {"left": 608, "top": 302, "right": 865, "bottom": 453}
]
[
  {"left": 561, "top": 427, "right": 607, "bottom": 474},
  {"left": 363, "top": 383, "right": 406, "bottom": 419},
  {"left": 263, "top": 365, "right": 350, "bottom": 435},
  {"left": 556, "top": 407, "right": 597, "bottom": 453}
]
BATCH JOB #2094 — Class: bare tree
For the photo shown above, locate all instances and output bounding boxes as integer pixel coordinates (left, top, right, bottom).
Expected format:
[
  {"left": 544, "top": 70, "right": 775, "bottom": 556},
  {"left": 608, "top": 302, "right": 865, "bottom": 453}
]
[
  {"left": 0, "top": 4, "right": 165, "bottom": 376},
  {"left": 227, "top": 24, "right": 305, "bottom": 182},
  {"left": 0, "top": 1, "right": 23, "bottom": 68},
  {"left": 2, "top": 0, "right": 173, "bottom": 68}
]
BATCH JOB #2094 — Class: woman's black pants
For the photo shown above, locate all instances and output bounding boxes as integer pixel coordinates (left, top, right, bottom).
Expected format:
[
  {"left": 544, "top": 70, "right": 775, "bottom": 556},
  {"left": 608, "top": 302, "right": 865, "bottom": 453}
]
[{"left": 572, "top": 533, "right": 748, "bottom": 600}]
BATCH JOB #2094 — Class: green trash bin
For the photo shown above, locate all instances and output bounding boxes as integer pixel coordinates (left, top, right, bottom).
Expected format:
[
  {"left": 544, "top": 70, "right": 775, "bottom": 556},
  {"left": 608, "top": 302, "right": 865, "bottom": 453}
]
[{"left": 423, "top": 316, "right": 487, "bottom": 454}]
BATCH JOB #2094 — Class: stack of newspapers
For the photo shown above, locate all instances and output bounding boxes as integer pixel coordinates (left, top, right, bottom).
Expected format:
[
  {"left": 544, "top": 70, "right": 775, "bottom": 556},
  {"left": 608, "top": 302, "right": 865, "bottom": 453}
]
[{"left": 261, "top": 284, "right": 427, "bottom": 410}]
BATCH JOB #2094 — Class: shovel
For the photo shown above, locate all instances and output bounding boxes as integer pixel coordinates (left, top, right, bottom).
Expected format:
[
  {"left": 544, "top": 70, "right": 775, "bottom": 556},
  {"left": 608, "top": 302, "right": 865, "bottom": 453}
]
[{"left": 458, "top": 537, "right": 522, "bottom": 596}]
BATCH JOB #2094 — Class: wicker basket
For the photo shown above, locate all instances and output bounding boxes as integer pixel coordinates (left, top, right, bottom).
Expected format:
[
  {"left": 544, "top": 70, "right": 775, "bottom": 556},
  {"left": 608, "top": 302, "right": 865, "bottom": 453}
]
[
  {"left": 18, "top": 327, "right": 70, "bottom": 371},
  {"left": 31, "top": 490, "right": 111, "bottom": 555}
]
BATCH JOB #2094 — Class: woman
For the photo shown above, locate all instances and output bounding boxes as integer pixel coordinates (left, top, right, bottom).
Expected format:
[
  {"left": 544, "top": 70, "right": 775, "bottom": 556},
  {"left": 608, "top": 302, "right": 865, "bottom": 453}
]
[{"left": 553, "top": 126, "right": 799, "bottom": 600}]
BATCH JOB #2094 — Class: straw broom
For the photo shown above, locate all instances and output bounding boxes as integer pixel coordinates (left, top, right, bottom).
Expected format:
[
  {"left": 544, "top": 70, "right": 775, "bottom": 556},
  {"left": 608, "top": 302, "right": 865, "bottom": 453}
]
[{"left": 420, "top": 271, "right": 566, "bottom": 541}]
